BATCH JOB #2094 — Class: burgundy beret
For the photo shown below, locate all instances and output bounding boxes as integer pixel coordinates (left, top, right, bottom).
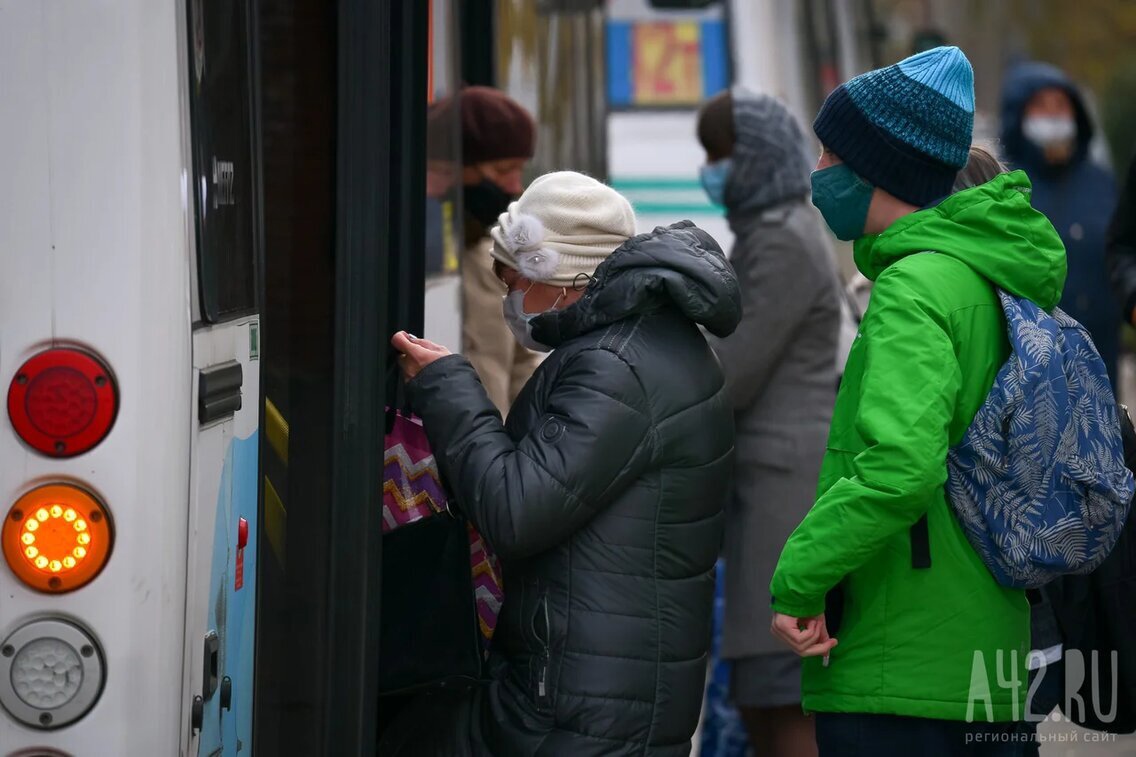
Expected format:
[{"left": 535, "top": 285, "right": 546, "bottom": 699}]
[
  {"left": 426, "top": 95, "right": 459, "bottom": 162},
  {"left": 459, "top": 86, "right": 536, "bottom": 165}
]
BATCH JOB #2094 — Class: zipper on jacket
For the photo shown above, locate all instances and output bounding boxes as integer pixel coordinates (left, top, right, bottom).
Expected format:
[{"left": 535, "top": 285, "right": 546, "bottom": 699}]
[{"left": 532, "top": 592, "right": 552, "bottom": 710}]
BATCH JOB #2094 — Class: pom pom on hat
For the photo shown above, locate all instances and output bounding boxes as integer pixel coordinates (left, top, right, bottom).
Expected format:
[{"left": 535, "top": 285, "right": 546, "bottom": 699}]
[
  {"left": 494, "top": 212, "right": 561, "bottom": 282},
  {"left": 490, "top": 172, "right": 637, "bottom": 286}
]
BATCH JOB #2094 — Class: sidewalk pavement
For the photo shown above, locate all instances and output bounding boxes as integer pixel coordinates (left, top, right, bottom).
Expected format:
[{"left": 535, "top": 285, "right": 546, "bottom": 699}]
[{"left": 1038, "top": 717, "right": 1136, "bottom": 756}]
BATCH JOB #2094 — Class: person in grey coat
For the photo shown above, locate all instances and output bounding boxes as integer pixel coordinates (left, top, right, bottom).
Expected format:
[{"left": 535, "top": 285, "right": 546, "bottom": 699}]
[
  {"left": 696, "top": 88, "right": 842, "bottom": 757},
  {"left": 384, "top": 171, "right": 741, "bottom": 756}
]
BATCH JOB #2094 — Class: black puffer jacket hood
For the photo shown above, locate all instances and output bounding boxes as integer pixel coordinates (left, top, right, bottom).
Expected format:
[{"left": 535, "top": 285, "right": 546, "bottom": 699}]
[{"left": 533, "top": 221, "right": 742, "bottom": 347}]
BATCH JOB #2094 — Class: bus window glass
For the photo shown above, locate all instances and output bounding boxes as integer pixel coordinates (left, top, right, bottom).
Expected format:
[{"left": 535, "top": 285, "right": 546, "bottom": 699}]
[
  {"left": 497, "top": 1, "right": 609, "bottom": 179},
  {"left": 425, "top": 0, "right": 462, "bottom": 278},
  {"left": 603, "top": 0, "right": 732, "bottom": 246},
  {"left": 423, "top": 0, "right": 463, "bottom": 349},
  {"left": 187, "top": 0, "right": 259, "bottom": 322}
]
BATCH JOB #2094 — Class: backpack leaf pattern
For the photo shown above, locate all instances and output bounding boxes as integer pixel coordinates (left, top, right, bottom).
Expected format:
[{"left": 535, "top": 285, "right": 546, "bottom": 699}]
[{"left": 946, "top": 291, "right": 1135, "bottom": 589}]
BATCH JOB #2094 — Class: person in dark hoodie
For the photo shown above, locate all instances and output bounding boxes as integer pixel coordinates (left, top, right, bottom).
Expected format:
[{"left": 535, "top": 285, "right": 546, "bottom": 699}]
[
  {"left": 696, "top": 87, "right": 841, "bottom": 757},
  {"left": 383, "top": 171, "right": 741, "bottom": 756},
  {"left": 1001, "top": 61, "right": 1120, "bottom": 385}
]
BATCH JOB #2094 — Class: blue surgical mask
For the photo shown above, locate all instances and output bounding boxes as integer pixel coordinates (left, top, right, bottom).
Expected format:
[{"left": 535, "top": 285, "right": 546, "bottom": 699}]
[
  {"left": 699, "top": 158, "right": 732, "bottom": 207},
  {"left": 810, "top": 163, "right": 874, "bottom": 241},
  {"left": 502, "top": 287, "right": 563, "bottom": 353}
]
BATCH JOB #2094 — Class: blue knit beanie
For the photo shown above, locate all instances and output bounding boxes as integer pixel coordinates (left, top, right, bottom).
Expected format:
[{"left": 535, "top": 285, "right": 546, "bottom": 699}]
[{"left": 813, "top": 46, "right": 975, "bottom": 207}]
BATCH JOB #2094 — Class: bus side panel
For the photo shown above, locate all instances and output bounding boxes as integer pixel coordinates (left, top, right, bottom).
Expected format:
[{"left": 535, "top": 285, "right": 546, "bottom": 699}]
[
  {"left": 185, "top": 362, "right": 230, "bottom": 756},
  {"left": 0, "top": 1, "right": 193, "bottom": 754},
  {"left": 184, "top": 321, "right": 259, "bottom": 757}
]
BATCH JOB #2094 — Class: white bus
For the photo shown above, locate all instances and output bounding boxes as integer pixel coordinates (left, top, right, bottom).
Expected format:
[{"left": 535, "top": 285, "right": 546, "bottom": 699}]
[{"left": 0, "top": 0, "right": 459, "bottom": 754}]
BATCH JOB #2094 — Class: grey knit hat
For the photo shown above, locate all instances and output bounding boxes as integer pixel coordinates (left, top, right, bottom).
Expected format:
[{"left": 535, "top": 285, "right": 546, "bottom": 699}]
[{"left": 725, "top": 87, "right": 813, "bottom": 213}]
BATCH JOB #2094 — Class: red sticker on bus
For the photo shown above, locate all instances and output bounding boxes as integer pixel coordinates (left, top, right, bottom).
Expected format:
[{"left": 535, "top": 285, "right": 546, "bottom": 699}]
[{"left": 235, "top": 516, "right": 248, "bottom": 590}]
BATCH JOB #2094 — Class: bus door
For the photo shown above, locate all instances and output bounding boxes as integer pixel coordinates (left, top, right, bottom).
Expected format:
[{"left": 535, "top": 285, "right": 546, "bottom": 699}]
[
  {"left": 182, "top": 1, "right": 261, "bottom": 754},
  {"left": 251, "top": 0, "right": 425, "bottom": 753}
]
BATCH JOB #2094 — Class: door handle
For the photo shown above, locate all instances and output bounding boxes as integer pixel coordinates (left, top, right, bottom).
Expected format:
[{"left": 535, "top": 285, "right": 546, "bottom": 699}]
[
  {"left": 203, "top": 630, "right": 220, "bottom": 700},
  {"left": 191, "top": 631, "right": 220, "bottom": 734},
  {"left": 191, "top": 695, "right": 204, "bottom": 733},
  {"left": 220, "top": 675, "right": 233, "bottom": 711},
  {"left": 199, "top": 362, "right": 243, "bottom": 424}
]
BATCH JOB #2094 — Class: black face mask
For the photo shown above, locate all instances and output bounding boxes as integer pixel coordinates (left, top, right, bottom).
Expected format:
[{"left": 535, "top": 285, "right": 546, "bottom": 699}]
[{"left": 463, "top": 179, "right": 514, "bottom": 228}]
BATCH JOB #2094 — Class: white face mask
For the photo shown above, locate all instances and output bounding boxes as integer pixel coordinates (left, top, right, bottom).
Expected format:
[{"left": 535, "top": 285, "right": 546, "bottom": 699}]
[
  {"left": 502, "top": 287, "right": 564, "bottom": 353},
  {"left": 1022, "top": 115, "right": 1076, "bottom": 149}
]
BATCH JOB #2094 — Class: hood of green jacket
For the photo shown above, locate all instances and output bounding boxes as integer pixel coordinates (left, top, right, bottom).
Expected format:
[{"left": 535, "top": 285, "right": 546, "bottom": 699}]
[{"left": 853, "top": 170, "right": 1067, "bottom": 309}]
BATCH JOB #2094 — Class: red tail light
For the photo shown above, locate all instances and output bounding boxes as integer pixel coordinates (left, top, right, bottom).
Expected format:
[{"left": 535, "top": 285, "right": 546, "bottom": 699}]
[{"left": 7, "top": 348, "right": 118, "bottom": 458}]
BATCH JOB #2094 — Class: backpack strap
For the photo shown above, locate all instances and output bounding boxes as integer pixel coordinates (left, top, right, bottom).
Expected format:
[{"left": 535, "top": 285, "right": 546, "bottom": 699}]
[{"left": 910, "top": 514, "right": 931, "bottom": 569}]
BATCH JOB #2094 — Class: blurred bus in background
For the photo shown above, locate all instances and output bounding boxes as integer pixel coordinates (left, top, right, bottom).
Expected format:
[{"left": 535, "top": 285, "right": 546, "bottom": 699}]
[{"left": 420, "top": 0, "right": 878, "bottom": 349}]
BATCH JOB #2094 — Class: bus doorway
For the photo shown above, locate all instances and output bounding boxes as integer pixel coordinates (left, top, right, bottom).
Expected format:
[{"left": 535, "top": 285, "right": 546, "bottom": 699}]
[
  {"left": 252, "top": 0, "right": 425, "bottom": 754},
  {"left": 248, "top": 0, "right": 337, "bottom": 753}
]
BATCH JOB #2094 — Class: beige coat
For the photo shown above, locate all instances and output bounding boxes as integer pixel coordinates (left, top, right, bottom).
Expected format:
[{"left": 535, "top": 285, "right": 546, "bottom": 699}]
[{"left": 461, "top": 236, "right": 542, "bottom": 416}]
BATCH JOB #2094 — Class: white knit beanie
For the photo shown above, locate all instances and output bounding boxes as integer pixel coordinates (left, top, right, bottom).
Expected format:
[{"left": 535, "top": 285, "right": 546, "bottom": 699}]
[{"left": 489, "top": 171, "right": 637, "bottom": 286}]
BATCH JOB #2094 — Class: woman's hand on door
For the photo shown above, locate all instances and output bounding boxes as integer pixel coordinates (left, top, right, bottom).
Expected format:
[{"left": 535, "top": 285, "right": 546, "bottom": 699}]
[{"left": 391, "top": 331, "right": 451, "bottom": 381}]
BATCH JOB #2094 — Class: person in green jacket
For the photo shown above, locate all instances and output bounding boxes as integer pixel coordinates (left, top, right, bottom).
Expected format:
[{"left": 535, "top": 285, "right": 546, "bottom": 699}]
[{"left": 769, "top": 46, "right": 1067, "bottom": 755}]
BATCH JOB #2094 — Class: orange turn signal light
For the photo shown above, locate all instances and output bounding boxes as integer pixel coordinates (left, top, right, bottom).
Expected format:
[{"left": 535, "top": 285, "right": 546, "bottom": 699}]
[{"left": 2, "top": 484, "right": 113, "bottom": 593}]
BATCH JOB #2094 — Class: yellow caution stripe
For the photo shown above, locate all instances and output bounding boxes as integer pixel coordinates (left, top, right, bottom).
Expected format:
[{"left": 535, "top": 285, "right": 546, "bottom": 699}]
[
  {"left": 265, "top": 397, "right": 289, "bottom": 465},
  {"left": 263, "top": 476, "right": 287, "bottom": 569}
]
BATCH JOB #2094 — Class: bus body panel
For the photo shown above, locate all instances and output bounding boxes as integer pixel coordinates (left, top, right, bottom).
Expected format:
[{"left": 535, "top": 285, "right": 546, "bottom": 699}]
[
  {"left": 183, "top": 322, "right": 260, "bottom": 757},
  {"left": 0, "top": 1, "right": 194, "bottom": 754}
]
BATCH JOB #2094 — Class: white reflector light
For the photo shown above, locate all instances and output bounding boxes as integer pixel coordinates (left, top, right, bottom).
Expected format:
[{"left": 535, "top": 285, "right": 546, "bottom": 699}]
[
  {"left": 0, "top": 619, "right": 103, "bottom": 729},
  {"left": 12, "top": 638, "right": 83, "bottom": 708}
]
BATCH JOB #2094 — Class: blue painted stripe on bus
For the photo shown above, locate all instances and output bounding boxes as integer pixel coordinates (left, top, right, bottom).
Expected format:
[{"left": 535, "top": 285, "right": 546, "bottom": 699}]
[
  {"left": 629, "top": 202, "right": 723, "bottom": 215},
  {"left": 610, "top": 178, "right": 721, "bottom": 213},
  {"left": 701, "top": 20, "right": 728, "bottom": 96},
  {"left": 607, "top": 21, "right": 633, "bottom": 107},
  {"left": 611, "top": 177, "right": 703, "bottom": 191},
  {"left": 230, "top": 430, "right": 259, "bottom": 753}
]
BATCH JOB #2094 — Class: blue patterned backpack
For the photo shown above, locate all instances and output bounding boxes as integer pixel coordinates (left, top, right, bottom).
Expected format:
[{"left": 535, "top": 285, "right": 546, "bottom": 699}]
[{"left": 943, "top": 291, "right": 1135, "bottom": 589}]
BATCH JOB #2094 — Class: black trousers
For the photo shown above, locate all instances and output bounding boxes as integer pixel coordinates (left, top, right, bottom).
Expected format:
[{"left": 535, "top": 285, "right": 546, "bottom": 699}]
[
  {"left": 816, "top": 712, "right": 1034, "bottom": 757},
  {"left": 377, "top": 684, "right": 483, "bottom": 757}
]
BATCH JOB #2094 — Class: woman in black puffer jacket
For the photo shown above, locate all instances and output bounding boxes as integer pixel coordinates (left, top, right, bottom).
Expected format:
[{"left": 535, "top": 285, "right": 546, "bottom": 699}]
[{"left": 386, "top": 171, "right": 740, "bottom": 756}]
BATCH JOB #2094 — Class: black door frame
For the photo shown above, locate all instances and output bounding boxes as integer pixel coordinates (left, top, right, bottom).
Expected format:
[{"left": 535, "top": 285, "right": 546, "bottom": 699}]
[
  {"left": 325, "top": 0, "right": 426, "bottom": 753},
  {"left": 461, "top": 0, "right": 496, "bottom": 86}
]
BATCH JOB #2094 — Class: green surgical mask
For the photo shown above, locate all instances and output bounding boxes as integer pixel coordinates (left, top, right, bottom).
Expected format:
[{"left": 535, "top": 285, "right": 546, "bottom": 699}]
[{"left": 810, "top": 163, "right": 874, "bottom": 241}]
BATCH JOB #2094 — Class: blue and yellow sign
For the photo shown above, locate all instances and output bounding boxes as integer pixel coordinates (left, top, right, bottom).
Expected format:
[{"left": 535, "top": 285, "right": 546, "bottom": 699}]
[{"left": 607, "top": 19, "right": 728, "bottom": 108}]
